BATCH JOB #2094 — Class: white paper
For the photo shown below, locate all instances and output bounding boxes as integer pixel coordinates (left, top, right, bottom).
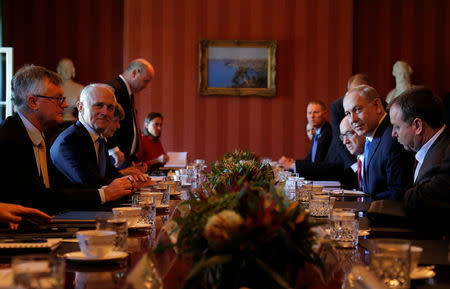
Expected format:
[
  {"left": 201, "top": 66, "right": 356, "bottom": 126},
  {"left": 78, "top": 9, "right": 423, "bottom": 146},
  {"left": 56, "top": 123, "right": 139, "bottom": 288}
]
[{"left": 163, "top": 152, "right": 187, "bottom": 168}]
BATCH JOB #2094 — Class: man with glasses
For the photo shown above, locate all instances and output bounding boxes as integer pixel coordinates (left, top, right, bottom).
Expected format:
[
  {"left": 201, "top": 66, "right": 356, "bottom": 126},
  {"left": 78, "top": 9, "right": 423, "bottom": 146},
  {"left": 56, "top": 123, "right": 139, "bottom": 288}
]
[
  {"left": 0, "top": 65, "right": 134, "bottom": 213},
  {"left": 339, "top": 116, "right": 366, "bottom": 190}
]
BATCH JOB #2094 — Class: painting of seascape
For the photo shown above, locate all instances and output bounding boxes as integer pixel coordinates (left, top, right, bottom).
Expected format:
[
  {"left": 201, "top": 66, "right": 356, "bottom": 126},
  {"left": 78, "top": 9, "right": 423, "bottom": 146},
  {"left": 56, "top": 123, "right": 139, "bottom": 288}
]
[
  {"left": 207, "top": 47, "right": 268, "bottom": 88},
  {"left": 199, "top": 40, "right": 276, "bottom": 97}
]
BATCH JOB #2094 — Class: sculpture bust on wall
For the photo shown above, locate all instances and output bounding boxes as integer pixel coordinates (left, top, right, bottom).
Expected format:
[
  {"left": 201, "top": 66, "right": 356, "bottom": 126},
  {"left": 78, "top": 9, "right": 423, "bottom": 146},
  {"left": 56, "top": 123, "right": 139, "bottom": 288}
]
[
  {"left": 57, "top": 58, "right": 84, "bottom": 122},
  {"left": 386, "top": 60, "right": 413, "bottom": 104}
]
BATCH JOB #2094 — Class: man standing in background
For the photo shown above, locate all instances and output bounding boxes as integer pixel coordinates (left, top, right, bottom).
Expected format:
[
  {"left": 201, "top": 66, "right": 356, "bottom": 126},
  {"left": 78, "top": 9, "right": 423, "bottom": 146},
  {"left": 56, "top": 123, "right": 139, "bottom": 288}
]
[{"left": 107, "top": 59, "right": 155, "bottom": 168}]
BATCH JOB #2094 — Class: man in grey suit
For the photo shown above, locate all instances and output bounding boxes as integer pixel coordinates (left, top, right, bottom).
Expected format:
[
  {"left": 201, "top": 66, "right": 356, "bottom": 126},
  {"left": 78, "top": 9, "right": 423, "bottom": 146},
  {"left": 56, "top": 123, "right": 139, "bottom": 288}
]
[{"left": 389, "top": 86, "right": 450, "bottom": 230}]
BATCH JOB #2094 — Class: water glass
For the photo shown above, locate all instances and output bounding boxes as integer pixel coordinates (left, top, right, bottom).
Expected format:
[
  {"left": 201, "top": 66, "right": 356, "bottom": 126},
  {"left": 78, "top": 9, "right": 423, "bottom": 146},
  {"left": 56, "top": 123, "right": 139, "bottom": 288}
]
[
  {"left": 132, "top": 193, "right": 156, "bottom": 225},
  {"left": 13, "top": 255, "right": 65, "bottom": 289},
  {"left": 370, "top": 239, "right": 411, "bottom": 289},
  {"left": 96, "top": 215, "right": 128, "bottom": 252},
  {"left": 330, "top": 208, "right": 359, "bottom": 248},
  {"left": 309, "top": 193, "right": 330, "bottom": 217}
]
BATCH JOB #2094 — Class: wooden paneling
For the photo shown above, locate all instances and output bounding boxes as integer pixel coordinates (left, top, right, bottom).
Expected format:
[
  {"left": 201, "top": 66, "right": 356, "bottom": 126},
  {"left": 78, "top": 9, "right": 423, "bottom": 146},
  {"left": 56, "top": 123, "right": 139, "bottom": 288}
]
[
  {"left": 4, "top": 0, "right": 124, "bottom": 85},
  {"left": 354, "top": 0, "right": 450, "bottom": 98},
  {"left": 124, "top": 0, "right": 354, "bottom": 163}
]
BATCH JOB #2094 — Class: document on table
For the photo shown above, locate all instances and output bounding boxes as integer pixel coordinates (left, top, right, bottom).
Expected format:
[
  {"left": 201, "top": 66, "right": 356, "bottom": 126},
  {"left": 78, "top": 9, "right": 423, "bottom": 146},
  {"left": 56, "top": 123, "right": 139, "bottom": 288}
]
[{"left": 164, "top": 152, "right": 187, "bottom": 168}]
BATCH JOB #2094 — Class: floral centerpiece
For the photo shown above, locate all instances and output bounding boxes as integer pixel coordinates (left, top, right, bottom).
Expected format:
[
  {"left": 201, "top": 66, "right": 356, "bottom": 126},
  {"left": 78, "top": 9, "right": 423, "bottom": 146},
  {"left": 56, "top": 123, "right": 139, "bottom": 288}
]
[{"left": 173, "top": 150, "right": 322, "bottom": 289}]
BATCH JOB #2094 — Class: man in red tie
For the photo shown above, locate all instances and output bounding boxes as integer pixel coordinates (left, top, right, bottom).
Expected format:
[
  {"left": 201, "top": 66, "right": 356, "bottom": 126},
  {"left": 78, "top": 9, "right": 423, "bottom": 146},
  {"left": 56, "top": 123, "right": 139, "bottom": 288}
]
[{"left": 339, "top": 116, "right": 366, "bottom": 190}]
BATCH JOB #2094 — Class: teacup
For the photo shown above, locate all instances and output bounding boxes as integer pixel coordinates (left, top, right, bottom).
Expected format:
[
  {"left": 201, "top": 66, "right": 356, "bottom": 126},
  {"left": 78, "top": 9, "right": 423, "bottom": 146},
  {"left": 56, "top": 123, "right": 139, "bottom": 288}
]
[
  {"left": 112, "top": 207, "right": 141, "bottom": 227},
  {"left": 77, "top": 230, "right": 116, "bottom": 258}
]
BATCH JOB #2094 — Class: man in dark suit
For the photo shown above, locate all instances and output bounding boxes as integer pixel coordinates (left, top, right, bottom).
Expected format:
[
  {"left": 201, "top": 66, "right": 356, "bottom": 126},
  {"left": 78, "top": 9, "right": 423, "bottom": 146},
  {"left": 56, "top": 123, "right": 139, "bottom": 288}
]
[
  {"left": 389, "top": 86, "right": 450, "bottom": 229},
  {"left": 107, "top": 59, "right": 155, "bottom": 168},
  {"left": 304, "top": 101, "right": 332, "bottom": 163},
  {"left": 51, "top": 84, "right": 146, "bottom": 203},
  {"left": 279, "top": 101, "right": 332, "bottom": 174},
  {"left": 343, "top": 85, "right": 414, "bottom": 200},
  {"left": 0, "top": 65, "right": 129, "bottom": 213},
  {"left": 328, "top": 74, "right": 372, "bottom": 167}
]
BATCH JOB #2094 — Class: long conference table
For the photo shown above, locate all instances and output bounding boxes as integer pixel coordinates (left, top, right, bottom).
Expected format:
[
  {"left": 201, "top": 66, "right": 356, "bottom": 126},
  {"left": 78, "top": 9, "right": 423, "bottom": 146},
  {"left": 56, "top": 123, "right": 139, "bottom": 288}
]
[{"left": 0, "top": 191, "right": 449, "bottom": 289}]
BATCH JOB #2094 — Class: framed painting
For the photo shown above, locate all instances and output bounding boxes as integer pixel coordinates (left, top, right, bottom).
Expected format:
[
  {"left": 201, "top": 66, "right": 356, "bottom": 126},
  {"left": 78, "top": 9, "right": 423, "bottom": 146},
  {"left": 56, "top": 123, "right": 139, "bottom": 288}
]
[{"left": 199, "top": 39, "right": 276, "bottom": 97}]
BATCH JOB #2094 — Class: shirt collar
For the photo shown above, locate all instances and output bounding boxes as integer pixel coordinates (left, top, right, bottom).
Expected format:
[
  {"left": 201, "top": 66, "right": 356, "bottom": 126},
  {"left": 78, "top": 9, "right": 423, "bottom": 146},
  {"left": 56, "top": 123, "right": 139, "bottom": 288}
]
[
  {"left": 17, "top": 111, "right": 43, "bottom": 146},
  {"left": 79, "top": 119, "right": 102, "bottom": 144},
  {"left": 366, "top": 113, "right": 387, "bottom": 142},
  {"left": 415, "top": 125, "right": 446, "bottom": 164},
  {"left": 119, "top": 74, "right": 132, "bottom": 96}
]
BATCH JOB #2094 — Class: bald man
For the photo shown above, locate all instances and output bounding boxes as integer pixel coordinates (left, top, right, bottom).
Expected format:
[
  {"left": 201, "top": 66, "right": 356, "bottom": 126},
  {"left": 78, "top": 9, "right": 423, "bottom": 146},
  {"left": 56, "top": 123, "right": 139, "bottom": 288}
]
[
  {"left": 107, "top": 59, "right": 155, "bottom": 168},
  {"left": 51, "top": 84, "right": 149, "bottom": 204}
]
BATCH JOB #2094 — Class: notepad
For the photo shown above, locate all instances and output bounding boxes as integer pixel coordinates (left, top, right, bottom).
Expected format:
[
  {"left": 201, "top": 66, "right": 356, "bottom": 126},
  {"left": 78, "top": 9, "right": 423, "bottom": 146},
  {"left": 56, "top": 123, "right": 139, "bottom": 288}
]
[
  {"left": 0, "top": 238, "right": 62, "bottom": 250},
  {"left": 163, "top": 152, "right": 187, "bottom": 168}
]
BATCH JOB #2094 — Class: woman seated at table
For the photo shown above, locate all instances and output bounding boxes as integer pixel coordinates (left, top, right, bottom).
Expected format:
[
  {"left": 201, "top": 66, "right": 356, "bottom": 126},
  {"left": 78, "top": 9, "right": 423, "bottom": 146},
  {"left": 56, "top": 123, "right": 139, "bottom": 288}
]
[{"left": 137, "top": 112, "right": 169, "bottom": 170}]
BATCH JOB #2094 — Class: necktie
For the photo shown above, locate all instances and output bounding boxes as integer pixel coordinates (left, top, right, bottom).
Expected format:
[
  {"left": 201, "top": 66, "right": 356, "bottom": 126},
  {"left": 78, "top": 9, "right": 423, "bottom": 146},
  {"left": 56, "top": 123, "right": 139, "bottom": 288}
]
[
  {"left": 311, "top": 133, "right": 319, "bottom": 162},
  {"left": 97, "top": 137, "right": 107, "bottom": 178},
  {"left": 362, "top": 139, "right": 371, "bottom": 191},
  {"left": 357, "top": 158, "right": 362, "bottom": 190},
  {"left": 363, "top": 139, "right": 371, "bottom": 172},
  {"left": 38, "top": 139, "right": 50, "bottom": 189},
  {"left": 130, "top": 94, "right": 139, "bottom": 155}
]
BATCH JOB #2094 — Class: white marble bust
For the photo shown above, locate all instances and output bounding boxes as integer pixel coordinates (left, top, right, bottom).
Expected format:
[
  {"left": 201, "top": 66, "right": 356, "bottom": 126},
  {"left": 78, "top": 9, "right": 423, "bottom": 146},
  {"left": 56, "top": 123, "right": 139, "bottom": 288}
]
[
  {"left": 386, "top": 61, "right": 413, "bottom": 104},
  {"left": 57, "top": 58, "right": 84, "bottom": 122}
]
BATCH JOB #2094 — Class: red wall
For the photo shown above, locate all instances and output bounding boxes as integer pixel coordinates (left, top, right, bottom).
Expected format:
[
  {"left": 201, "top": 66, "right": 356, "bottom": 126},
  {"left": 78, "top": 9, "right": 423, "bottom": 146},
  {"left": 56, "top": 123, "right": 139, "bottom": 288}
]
[
  {"left": 5, "top": 0, "right": 450, "bottom": 164},
  {"left": 354, "top": 0, "right": 450, "bottom": 98},
  {"left": 5, "top": 0, "right": 124, "bottom": 85},
  {"left": 124, "top": 0, "right": 354, "bottom": 163}
]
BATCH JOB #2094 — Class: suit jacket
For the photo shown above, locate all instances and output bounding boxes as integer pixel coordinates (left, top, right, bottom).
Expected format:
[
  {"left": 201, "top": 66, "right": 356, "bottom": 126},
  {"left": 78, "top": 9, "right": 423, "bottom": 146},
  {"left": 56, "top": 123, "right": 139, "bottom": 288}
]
[
  {"left": 303, "top": 121, "right": 332, "bottom": 163},
  {"left": 330, "top": 97, "right": 356, "bottom": 168},
  {"left": 363, "top": 116, "right": 415, "bottom": 200},
  {"left": 0, "top": 114, "right": 102, "bottom": 213},
  {"left": 403, "top": 128, "right": 450, "bottom": 208},
  {"left": 107, "top": 77, "right": 138, "bottom": 164},
  {"left": 51, "top": 121, "right": 121, "bottom": 186}
]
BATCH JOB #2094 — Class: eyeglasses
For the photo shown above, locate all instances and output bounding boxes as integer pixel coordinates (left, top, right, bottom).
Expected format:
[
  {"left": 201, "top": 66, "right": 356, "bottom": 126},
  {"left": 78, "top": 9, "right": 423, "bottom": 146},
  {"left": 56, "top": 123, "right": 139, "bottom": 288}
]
[
  {"left": 33, "top": 95, "right": 66, "bottom": 106},
  {"left": 339, "top": 131, "right": 356, "bottom": 141}
]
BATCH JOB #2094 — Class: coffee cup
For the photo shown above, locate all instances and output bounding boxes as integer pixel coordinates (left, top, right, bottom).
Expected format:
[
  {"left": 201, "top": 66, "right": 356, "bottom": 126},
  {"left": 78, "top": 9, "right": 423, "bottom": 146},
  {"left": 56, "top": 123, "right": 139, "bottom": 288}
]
[
  {"left": 112, "top": 207, "right": 141, "bottom": 227},
  {"left": 77, "top": 230, "right": 116, "bottom": 258}
]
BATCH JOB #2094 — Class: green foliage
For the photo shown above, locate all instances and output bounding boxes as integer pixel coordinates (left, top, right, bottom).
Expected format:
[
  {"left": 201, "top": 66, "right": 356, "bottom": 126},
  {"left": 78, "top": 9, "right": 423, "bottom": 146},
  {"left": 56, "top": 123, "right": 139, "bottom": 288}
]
[{"left": 174, "top": 149, "right": 321, "bottom": 289}]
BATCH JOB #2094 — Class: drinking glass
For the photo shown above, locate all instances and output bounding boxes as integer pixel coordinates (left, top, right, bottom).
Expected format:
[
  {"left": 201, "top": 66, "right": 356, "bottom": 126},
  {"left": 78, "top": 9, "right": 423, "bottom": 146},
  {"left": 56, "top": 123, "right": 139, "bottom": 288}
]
[
  {"left": 96, "top": 215, "right": 128, "bottom": 252},
  {"left": 132, "top": 193, "right": 156, "bottom": 225},
  {"left": 309, "top": 192, "right": 330, "bottom": 217},
  {"left": 330, "top": 208, "right": 359, "bottom": 248},
  {"left": 13, "top": 255, "right": 65, "bottom": 289},
  {"left": 370, "top": 239, "right": 411, "bottom": 289}
]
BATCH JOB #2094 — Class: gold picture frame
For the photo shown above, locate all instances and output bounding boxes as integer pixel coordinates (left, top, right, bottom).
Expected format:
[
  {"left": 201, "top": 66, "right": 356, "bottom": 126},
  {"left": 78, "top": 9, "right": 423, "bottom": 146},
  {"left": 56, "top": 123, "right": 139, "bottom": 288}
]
[{"left": 199, "top": 39, "right": 277, "bottom": 97}]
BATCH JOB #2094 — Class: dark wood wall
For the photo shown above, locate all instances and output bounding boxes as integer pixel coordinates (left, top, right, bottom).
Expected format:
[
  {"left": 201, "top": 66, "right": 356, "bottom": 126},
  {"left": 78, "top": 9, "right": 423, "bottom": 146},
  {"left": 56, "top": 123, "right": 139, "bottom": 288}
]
[{"left": 4, "top": 0, "right": 450, "bottom": 163}]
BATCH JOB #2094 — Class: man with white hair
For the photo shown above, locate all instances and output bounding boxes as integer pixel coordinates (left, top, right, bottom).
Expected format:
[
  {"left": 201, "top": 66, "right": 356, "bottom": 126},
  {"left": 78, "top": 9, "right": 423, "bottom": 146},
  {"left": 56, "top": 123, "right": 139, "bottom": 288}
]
[
  {"left": 0, "top": 65, "right": 116, "bottom": 212},
  {"left": 51, "top": 84, "right": 148, "bottom": 203}
]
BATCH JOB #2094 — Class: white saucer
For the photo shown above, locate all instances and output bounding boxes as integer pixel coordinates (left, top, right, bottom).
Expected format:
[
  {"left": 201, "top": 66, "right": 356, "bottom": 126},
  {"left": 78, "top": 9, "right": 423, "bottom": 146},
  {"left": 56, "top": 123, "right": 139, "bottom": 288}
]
[
  {"left": 129, "top": 223, "right": 152, "bottom": 230},
  {"left": 410, "top": 267, "right": 436, "bottom": 279},
  {"left": 64, "top": 251, "right": 128, "bottom": 262}
]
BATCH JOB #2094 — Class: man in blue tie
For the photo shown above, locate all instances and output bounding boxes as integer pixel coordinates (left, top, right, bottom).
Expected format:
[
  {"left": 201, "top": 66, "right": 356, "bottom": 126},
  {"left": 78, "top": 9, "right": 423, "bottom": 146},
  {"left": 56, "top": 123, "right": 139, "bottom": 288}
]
[
  {"left": 278, "top": 101, "right": 332, "bottom": 172},
  {"left": 343, "top": 85, "right": 414, "bottom": 200},
  {"left": 305, "top": 101, "right": 332, "bottom": 163}
]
